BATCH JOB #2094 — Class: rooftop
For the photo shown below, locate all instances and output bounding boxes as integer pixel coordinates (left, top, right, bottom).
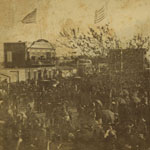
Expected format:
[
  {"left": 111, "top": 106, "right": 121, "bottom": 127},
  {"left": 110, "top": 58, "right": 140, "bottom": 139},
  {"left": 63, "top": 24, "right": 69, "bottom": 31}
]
[{"left": 27, "top": 39, "right": 55, "bottom": 50}]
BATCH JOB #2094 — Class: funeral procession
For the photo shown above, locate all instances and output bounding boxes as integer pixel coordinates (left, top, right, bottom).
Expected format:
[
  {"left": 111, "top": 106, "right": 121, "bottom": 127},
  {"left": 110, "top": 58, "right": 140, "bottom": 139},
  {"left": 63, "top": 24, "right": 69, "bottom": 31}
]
[{"left": 0, "top": 0, "right": 150, "bottom": 150}]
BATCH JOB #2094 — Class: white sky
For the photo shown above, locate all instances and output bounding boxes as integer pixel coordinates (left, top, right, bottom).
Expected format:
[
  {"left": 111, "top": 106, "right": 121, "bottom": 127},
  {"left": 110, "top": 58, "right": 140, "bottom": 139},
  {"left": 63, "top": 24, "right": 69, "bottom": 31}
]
[{"left": 0, "top": 0, "right": 150, "bottom": 59}]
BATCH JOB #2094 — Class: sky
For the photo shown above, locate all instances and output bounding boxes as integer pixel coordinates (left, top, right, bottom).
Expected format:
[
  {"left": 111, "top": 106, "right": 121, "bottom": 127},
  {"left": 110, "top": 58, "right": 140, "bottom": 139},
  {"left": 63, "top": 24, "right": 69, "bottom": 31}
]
[{"left": 0, "top": 0, "right": 150, "bottom": 59}]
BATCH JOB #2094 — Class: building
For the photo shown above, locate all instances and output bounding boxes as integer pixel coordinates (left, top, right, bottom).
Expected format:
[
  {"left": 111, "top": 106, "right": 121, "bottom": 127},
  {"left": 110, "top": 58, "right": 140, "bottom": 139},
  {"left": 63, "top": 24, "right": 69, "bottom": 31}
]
[
  {"left": 27, "top": 39, "right": 56, "bottom": 67},
  {"left": 4, "top": 42, "right": 26, "bottom": 68},
  {"left": 4, "top": 39, "right": 56, "bottom": 68},
  {"left": 77, "top": 58, "right": 93, "bottom": 75},
  {"left": 108, "top": 49, "right": 146, "bottom": 73},
  {"left": 0, "top": 39, "right": 56, "bottom": 83},
  {"left": 107, "top": 48, "right": 150, "bottom": 84},
  {"left": 57, "top": 66, "right": 77, "bottom": 78}
]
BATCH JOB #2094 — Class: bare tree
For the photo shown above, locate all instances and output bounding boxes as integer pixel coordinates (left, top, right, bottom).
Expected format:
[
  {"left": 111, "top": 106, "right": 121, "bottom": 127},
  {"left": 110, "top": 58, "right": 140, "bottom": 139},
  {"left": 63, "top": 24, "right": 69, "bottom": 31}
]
[
  {"left": 56, "top": 24, "right": 121, "bottom": 57},
  {"left": 128, "top": 34, "right": 150, "bottom": 49}
]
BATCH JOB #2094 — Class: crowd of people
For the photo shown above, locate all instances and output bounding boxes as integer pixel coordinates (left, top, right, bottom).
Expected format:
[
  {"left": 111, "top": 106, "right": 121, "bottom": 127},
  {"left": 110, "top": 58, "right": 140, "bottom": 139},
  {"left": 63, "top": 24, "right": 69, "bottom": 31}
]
[{"left": 0, "top": 71, "right": 150, "bottom": 150}]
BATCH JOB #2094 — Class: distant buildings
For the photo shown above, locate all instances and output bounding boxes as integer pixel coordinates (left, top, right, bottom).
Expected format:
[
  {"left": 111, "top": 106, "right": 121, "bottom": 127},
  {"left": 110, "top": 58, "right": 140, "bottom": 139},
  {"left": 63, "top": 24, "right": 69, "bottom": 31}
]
[
  {"left": 27, "top": 39, "right": 56, "bottom": 67},
  {"left": 0, "top": 39, "right": 57, "bottom": 82},
  {"left": 4, "top": 39, "right": 56, "bottom": 68}
]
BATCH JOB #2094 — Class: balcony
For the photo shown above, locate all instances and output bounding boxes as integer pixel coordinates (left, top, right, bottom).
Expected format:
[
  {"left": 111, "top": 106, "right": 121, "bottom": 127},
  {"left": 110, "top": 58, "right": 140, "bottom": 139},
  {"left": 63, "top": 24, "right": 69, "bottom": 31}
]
[{"left": 26, "top": 57, "right": 56, "bottom": 67}]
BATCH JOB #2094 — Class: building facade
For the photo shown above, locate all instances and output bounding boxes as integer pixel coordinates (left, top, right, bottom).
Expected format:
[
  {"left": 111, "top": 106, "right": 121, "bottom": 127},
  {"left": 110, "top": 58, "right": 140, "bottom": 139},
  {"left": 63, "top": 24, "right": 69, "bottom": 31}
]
[{"left": 0, "top": 39, "right": 57, "bottom": 83}]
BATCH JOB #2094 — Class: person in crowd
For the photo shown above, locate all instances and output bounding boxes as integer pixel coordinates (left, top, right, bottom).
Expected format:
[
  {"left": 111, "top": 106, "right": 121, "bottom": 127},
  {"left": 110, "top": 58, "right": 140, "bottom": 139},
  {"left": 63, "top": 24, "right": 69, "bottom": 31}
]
[{"left": 0, "top": 73, "right": 150, "bottom": 150}]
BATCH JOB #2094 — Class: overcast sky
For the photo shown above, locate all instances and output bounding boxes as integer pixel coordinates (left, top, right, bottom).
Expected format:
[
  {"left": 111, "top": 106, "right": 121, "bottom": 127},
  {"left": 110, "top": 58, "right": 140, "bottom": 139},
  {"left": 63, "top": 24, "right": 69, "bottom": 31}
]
[
  {"left": 0, "top": 0, "right": 150, "bottom": 42},
  {"left": 0, "top": 0, "right": 150, "bottom": 58}
]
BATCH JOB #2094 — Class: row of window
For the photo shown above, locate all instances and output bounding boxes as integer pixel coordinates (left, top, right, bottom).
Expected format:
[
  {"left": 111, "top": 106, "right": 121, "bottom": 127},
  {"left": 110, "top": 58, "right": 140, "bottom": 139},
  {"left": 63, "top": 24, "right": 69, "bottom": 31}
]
[
  {"left": 27, "top": 70, "right": 55, "bottom": 80},
  {"left": 6, "top": 51, "right": 55, "bottom": 63}
]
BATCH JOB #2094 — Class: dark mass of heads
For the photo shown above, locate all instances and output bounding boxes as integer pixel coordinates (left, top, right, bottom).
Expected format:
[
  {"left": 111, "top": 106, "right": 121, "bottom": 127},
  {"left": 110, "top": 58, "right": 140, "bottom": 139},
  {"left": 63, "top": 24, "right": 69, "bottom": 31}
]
[{"left": 0, "top": 71, "right": 150, "bottom": 150}]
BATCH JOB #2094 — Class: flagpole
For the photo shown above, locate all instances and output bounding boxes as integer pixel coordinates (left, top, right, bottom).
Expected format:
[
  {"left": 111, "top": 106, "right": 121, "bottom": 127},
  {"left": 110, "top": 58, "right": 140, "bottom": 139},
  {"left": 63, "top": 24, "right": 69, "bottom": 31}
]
[
  {"left": 8, "top": 0, "right": 15, "bottom": 28},
  {"left": 37, "top": 0, "right": 43, "bottom": 39}
]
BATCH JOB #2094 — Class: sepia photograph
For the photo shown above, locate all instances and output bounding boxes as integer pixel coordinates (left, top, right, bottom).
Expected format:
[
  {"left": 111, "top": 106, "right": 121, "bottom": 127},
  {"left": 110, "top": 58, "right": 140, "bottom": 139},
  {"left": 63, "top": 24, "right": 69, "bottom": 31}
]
[{"left": 0, "top": 0, "right": 150, "bottom": 149}]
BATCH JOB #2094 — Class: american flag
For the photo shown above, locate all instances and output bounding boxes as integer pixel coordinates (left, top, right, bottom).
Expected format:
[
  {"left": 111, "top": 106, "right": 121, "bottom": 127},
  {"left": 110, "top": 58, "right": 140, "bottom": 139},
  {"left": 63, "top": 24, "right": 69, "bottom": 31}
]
[
  {"left": 22, "top": 8, "right": 37, "bottom": 24},
  {"left": 94, "top": 6, "right": 106, "bottom": 24}
]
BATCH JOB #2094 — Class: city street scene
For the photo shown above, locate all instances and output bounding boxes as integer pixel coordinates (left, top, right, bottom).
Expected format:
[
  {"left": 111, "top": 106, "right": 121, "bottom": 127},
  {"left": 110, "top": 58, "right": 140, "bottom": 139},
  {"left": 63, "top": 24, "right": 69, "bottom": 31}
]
[{"left": 0, "top": 0, "right": 150, "bottom": 150}]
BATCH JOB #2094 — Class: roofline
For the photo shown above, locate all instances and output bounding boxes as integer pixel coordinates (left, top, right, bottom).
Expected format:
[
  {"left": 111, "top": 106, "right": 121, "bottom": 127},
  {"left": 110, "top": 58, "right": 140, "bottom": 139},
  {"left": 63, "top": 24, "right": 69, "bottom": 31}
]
[
  {"left": 28, "top": 47, "right": 55, "bottom": 50},
  {"left": 4, "top": 42, "right": 26, "bottom": 44},
  {"left": 27, "top": 39, "right": 55, "bottom": 51},
  {"left": 109, "top": 48, "right": 148, "bottom": 51}
]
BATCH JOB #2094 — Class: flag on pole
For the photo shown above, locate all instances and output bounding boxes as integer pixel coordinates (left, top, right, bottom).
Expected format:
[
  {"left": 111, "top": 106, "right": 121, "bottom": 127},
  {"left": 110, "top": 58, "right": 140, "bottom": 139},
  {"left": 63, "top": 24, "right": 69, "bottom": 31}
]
[
  {"left": 22, "top": 8, "right": 37, "bottom": 24},
  {"left": 94, "top": 6, "right": 106, "bottom": 24}
]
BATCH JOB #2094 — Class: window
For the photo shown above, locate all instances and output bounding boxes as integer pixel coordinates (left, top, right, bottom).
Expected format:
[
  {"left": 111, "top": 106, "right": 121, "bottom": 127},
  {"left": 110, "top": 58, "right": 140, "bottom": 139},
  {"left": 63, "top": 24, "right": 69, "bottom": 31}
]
[
  {"left": 49, "top": 71, "right": 52, "bottom": 78},
  {"left": 28, "top": 71, "right": 30, "bottom": 80},
  {"left": 7, "top": 51, "right": 12, "bottom": 62},
  {"left": 34, "top": 71, "right": 36, "bottom": 80}
]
